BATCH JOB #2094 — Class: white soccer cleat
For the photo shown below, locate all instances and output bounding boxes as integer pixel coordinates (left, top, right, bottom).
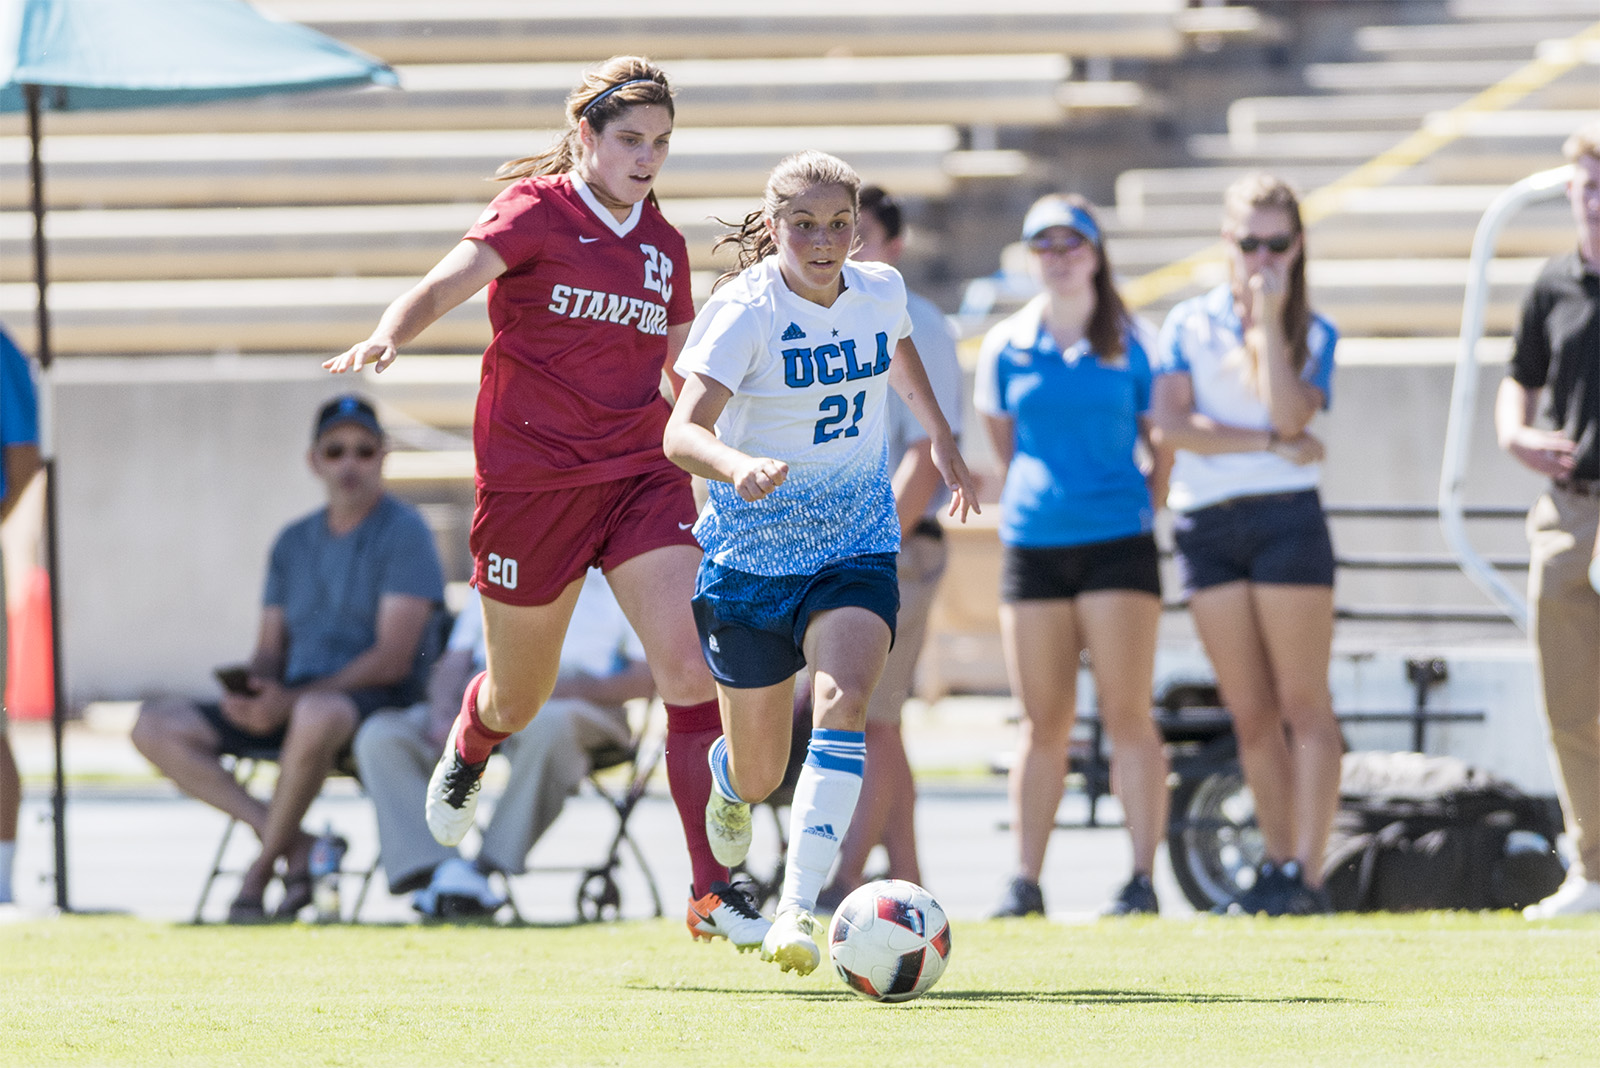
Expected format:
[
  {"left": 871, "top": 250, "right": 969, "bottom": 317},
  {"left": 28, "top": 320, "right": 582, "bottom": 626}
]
[
  {"left": 705, "top": 790, "right": 753, "bottom": 867},
  {"left": 425, "top": 717, "right": 488, "bottom": 847},
  {"left": 687, "top": 880, "right": 772, "bottom": 952},
  {"left": 760, "top": 908, "right": 821, "bottom": 976},
  {"left": 1523, "top": 872, "right": 1600, "bottom": 919}
]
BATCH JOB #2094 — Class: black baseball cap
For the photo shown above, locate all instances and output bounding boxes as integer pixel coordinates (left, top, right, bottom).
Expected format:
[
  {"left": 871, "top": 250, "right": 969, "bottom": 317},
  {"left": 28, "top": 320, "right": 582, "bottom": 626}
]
[{"left": 313, "top": 394, "right": 383, "bottom": 442}]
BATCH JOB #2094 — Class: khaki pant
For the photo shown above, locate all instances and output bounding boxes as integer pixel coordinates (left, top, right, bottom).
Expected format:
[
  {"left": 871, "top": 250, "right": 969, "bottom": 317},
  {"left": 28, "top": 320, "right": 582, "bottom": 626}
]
[
  {"left": 865, "top": 532, "right": 948, "bottom": 726},
  {"left": 353, "top": 698, "right": 631, "bottom": 893},
  {"left": 1527, "top": 487, "right": 1600, "bottom": 879}
]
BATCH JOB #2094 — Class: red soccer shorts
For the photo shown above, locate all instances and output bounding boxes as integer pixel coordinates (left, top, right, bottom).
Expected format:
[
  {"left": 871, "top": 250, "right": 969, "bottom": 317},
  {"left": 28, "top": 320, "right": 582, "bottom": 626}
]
[{"left": 470, "top": 464, "right": 701, "bottom": 606}]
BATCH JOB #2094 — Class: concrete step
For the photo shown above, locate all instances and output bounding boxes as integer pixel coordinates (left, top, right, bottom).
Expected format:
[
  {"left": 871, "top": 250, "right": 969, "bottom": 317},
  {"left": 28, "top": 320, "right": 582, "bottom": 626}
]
[
  {"left": 0, "top": 124, "right": 964, "bottom": 211},
  {"left": 1450, "top": 0, "right": 1600, "bottom": 20},
  {"left": 1190, "top": 107, "right": 1589, "bottom": 167},
  {"left": 1356, "top": 20, "right": 1595, "bottom": 61},
  {"left": 265, "top": 0, "right": 1210, "bottom": 64},
  {"left": 0, "top": 54, "right": 1128, "bottom": 137},
  {"left": 0, "top": 199, "right": 755, "bottom": 281},
  {"left": 1224, "top": 83, "right": 1596, "bottom": 144}
]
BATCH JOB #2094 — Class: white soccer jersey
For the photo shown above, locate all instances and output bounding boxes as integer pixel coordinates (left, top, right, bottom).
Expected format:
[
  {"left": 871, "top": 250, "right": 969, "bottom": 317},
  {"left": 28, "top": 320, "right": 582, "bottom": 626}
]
[{"left": 675, "top": 256, "right": 913, "bottom": 576}]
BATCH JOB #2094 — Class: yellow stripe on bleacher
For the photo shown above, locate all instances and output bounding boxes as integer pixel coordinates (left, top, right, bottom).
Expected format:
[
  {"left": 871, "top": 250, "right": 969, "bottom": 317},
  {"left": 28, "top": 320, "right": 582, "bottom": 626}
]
[{"left": 1121, "top": 20, "right": 1600, "bottom": 311}]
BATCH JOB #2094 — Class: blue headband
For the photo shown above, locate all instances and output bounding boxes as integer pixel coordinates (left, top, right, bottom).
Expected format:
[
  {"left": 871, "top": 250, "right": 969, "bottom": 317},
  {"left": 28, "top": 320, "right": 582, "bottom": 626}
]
[
  {"left": 580, "top": 78, "right": 659, "bottom": 118},
  {"left": 1021, "top": 200, "right": 1102, "bottom": 248}
]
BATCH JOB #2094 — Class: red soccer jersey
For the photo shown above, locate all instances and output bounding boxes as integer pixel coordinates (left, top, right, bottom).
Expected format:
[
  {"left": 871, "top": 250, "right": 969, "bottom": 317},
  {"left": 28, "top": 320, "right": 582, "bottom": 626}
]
[{"left": 464, "top": 173, "right": 695, "bottom": 490}]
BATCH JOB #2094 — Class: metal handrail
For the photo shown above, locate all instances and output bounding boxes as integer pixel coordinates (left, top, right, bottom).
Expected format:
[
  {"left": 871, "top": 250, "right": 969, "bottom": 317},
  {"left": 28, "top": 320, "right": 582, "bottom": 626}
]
[{"left": 1438, "top": 164, "right": 1574, "bottom": 633}]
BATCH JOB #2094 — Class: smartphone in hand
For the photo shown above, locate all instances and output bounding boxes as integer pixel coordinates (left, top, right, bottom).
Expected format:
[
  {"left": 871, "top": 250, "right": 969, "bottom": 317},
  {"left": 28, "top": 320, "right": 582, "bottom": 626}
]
[{"left": 214, "top": 665, "right": 259, "bottom": 697}]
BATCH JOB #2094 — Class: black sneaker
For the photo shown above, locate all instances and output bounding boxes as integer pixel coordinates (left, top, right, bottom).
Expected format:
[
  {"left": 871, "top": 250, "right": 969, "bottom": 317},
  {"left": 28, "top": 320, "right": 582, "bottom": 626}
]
[
  {"left": 1215, "top": 860, "right": 1285, "bottom": 916},
  {"left": 990, "top": 875, "right": 1046, "bottom": 918},
  {"left": 1102, "top": 873, "right": 1160, "bottom": 917},
  {"left": 1273, "top": 860, "right": 1333, "bottom": 916}
]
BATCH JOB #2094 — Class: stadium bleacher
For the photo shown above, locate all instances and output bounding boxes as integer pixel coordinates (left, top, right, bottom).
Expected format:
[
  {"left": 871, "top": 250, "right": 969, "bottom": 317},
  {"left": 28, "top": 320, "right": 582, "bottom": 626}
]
[{"left": 0, "top": 1, "right": 1276, "bottom": 359}]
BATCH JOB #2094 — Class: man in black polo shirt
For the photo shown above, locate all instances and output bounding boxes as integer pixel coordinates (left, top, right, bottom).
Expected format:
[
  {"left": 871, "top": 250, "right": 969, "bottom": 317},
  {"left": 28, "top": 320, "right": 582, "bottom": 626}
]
[{"left": 1496, "top": 121, "right": 1600, "bottom": 919}]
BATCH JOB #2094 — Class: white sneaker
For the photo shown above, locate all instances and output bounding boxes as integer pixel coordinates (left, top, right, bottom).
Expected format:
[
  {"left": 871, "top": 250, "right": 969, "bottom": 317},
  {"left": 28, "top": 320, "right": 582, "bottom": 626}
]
[
  {"left": 414, "top": 857, "right": 502, "bottom": 919},
  {"left": 434, "top": 857, "right": 503, "bottom": 908},
  {"left": 1523, "top": 872, "right": 1600, "bottom": 919},
  {"left": 705, "top": 790, "right": 752, "bottom": 867},
  {"left": 760, "top": 908, "right": 820, "bottom": 976},
  {"left": 426, "top": 717, "right": 488, "bottom": 848},
  {"left": 687, "top": 880, "right": 772, "bottom": 952}
]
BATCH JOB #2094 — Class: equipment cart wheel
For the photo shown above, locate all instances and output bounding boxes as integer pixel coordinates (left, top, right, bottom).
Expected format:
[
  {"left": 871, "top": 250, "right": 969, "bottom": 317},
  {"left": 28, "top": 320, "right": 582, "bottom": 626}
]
[{"left": 1167, "top": 758, "right": 1265, "bottom": 911}]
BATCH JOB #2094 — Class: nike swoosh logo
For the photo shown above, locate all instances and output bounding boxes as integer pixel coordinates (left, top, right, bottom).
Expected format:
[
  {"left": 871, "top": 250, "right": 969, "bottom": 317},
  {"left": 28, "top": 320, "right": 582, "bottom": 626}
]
[
  {"left": 678, "top": 522, "right": 694, "bottom": 530},
  {"left": 579, "top": 236, "right": 599, "bottom": 243}
]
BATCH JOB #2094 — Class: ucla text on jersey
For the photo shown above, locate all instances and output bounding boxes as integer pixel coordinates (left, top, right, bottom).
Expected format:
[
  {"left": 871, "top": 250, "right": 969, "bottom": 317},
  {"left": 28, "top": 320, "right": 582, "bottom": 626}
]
[{"left": 781, "top": 332, "right": 892, "bottom": 388}]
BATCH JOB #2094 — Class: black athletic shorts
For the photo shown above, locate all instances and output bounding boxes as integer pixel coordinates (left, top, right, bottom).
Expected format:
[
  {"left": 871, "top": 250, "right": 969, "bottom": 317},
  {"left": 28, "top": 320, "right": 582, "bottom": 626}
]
[{"left": 1001, "top": 532, "right": 1162, "bottom": 602}]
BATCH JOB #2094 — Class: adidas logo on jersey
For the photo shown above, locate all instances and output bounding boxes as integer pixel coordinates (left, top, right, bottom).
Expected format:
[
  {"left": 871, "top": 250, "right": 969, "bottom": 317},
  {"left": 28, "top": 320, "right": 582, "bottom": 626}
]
[
  {"left": 781, "top": 322, "right": 806, "bottom": 341},
  {"left": 802, "top": 823, "right": 838, "bottom": 842}
]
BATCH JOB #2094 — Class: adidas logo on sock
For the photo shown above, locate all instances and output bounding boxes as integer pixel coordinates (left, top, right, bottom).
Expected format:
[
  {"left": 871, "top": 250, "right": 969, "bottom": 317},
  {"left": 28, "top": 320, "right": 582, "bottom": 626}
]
[
  {"left": 781, "top": 322, "right": 806, "bottom": 341},
  {"left": 802, "top": 823, "right": 837, "bottom": 841}
]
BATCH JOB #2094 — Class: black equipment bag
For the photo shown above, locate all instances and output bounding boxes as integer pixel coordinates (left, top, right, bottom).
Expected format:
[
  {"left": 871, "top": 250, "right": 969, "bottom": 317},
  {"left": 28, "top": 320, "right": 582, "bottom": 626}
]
[{"left": 1321, "top": 752, "right": 1567, "bottom": 912}]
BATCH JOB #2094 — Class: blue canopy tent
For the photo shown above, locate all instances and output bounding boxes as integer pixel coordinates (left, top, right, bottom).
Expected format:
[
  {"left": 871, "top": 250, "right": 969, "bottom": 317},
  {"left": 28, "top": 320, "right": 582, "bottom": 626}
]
[{"left": 0, "top": 0, "right": 396, "bottom": 911}]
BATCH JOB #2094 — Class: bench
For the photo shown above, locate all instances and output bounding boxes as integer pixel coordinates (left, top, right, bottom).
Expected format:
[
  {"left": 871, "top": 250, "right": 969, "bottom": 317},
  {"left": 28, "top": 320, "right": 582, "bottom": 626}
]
[{"left": 264, "top": 0, "right": 1205, "bottom": 64}]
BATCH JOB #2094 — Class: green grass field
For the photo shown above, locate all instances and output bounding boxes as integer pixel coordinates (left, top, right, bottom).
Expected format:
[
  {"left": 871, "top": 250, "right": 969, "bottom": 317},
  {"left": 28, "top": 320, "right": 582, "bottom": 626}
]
[{"left": 5, "top": 913, "right": 1599, "bottom": 1066}]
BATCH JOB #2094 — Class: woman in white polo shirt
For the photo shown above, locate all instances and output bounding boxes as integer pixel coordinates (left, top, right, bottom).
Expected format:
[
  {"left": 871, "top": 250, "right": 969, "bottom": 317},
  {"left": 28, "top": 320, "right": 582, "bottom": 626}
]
[{"left": 1150, "top": 172, "right": 1340, "bottom": 917}]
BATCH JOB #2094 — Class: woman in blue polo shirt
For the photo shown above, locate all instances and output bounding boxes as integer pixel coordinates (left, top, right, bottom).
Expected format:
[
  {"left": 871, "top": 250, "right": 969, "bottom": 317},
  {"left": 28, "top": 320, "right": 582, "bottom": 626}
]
[
  {"left": 1150, "top": 172, "right": 1340, "bottom": 917},
  {"left": 977, "top": 194, "right": 1173, "bottom": 919}
]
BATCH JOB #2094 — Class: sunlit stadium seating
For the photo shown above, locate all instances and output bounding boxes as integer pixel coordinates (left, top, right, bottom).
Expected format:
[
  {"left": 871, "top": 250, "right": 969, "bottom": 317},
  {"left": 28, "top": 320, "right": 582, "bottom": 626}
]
[{"left": 0, "top": 0, "right": 1268, "bottom": 358}]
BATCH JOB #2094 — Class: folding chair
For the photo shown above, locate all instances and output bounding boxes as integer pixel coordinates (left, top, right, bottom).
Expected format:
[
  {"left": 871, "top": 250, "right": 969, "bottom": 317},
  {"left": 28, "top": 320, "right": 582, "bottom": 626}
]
[
  {"left": 492, "top": 710, "right": 667, "bottom": 924},
  {"left": 192, "top": 746, "right": 379, "bottom": 924}
]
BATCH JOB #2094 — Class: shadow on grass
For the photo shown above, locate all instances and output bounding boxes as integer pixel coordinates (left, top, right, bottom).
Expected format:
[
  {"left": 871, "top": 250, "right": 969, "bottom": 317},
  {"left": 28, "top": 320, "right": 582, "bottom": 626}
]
[
  {"left": 182, "top": 916, "right": 592, "bottom": 931},
  {"left": 628, "top": 984, "right": 1356, "bottom": 1006}
]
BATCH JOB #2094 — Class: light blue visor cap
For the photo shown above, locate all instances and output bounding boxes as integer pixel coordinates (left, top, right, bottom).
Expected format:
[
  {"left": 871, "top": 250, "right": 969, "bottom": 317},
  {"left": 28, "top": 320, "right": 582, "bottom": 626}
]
[{"left": 1021, "top": 201, "right": 1102, "bottom": 247}]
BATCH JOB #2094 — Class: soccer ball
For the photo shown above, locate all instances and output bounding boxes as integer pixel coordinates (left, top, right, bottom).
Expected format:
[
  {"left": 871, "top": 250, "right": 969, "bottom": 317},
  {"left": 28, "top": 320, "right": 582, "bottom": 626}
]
[{"left": 827, "top": 879, "right": 951, "bottom": 1003}]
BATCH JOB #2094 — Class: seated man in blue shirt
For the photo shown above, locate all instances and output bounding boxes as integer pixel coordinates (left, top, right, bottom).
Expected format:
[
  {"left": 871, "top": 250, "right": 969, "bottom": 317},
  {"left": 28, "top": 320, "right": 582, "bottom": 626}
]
[{"left": 131, "top": 395, "right": 445, "bottom": 922}]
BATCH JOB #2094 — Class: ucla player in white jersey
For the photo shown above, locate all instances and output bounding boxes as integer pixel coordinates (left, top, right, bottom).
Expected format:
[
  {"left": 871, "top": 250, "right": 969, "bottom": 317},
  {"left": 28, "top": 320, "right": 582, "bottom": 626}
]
[{"left": 665, "top": 151, "right": 978, "bottom": 976}]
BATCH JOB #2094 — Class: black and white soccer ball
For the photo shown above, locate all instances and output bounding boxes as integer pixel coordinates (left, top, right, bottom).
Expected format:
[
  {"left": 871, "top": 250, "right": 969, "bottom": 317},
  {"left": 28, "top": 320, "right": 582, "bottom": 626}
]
[{"left": 827, "top": 879, "right": 951, "bottom": 1003}]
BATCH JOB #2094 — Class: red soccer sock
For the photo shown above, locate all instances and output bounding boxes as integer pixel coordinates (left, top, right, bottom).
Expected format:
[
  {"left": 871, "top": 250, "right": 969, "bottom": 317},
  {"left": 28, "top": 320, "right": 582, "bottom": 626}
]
[
  {"left": 454, "top": 671, "right": 510, "bottom": 764},
  {"left": 664, "top": 698, "right": 731, "bottom": 898}
]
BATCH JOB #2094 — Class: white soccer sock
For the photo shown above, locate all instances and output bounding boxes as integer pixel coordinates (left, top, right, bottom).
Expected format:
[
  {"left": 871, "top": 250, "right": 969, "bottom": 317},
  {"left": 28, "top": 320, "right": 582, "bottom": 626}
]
[
  {"left": 707, "top": 735, "right": 741, "bottom": 803},
  {"left": 778, "top": 728, "right": 865, "bottom": 916},
  {"left": 0, "top": 840, "right": 15, "bottom": 904}
]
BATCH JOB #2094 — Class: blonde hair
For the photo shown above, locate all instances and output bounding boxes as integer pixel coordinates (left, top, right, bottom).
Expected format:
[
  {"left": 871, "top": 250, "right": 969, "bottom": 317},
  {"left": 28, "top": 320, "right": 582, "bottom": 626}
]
[
  {"left": 1223, "top": 171, "right": 1313, "bottom": 382},
  {"left": 713, "top": 150, "right": 862, "bottom": 288},
  {"left": 494, "top": 56, "right": 674, "bottom": 203},
  {"left": 1563, "top": 121, "right": 1600, "bottom": 164}
]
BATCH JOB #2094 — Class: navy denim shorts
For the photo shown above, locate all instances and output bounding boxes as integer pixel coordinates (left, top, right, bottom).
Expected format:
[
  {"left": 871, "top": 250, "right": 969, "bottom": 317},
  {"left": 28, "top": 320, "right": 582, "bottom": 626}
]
[
  {"left": 1172, "top": 489, "right": 1335, "bottom": 596},
  {"left": 691, "top": 553, "right": 900, "bottom": 689}
]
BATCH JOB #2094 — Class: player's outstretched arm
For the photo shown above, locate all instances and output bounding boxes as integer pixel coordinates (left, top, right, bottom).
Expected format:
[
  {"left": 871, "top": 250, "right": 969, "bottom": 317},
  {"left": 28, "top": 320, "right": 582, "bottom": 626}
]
[
  {"left": 664, "top": 372, "right": 789, "bottom": 501},
  {"left": 324, "top": 240, "right": 508, "bottom": 375},
  {"left": 888, "top": 336, "right": 979, "bottom": 522}
]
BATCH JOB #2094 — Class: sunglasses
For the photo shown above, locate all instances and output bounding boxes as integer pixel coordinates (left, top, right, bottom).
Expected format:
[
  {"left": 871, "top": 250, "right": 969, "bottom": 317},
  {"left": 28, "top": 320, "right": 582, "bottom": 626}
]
[
  {"left": 320, "top": 442, "right": 379, "bottom": 462},
  {"left": 1027, "top": 231, "right": 1091, "bottom": 254},
  {"left": 1234, "top": 233, "right": 1296, "bottom": 254}
]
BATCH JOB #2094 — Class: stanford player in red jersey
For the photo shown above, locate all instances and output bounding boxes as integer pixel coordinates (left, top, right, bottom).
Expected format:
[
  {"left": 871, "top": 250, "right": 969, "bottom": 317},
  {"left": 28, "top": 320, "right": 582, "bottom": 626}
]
[{"left": 326, "top": 57, "right": 770, "bottom": 951}]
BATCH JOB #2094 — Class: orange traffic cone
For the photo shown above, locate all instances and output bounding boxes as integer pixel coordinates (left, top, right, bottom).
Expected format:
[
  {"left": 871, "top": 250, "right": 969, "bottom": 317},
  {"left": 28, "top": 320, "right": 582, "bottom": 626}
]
[{"left": 5, "top": 566, "right": 53, "bottom": 720}]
